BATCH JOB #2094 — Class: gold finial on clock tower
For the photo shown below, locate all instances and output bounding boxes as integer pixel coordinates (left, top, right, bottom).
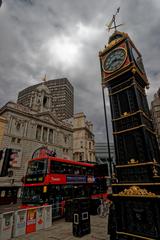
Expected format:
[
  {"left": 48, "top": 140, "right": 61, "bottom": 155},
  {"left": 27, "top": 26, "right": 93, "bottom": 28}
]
[{"left": 107, "top": 7, "right": 123, "bottom": 32}]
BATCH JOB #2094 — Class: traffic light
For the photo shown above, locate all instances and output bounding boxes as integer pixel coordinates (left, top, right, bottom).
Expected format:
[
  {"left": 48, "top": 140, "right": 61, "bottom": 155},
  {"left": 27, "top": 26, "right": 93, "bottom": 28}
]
[{"left": 0, "top": 148, "right": 14, "bottom": 177}]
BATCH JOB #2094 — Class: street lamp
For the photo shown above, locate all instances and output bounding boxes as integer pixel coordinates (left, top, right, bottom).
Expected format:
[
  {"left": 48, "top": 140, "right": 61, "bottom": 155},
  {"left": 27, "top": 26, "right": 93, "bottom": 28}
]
[{"left": 102, "top": 86, "right": 112, "bottom": 177}]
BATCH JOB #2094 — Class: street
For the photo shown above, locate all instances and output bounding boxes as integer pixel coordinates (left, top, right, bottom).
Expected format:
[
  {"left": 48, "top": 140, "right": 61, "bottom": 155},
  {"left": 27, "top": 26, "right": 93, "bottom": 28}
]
[{"left": 12, "top": 215, "right": 110, "bottom": 240}]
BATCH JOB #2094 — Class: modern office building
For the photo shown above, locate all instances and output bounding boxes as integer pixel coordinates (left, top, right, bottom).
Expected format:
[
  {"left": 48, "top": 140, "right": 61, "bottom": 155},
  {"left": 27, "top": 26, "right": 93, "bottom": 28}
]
[
  {"left": 151, "top": 88, "right": 160, "bottom": 148},
  {"left": 17, "top": 78, "right": 74, "bottom": 120},
  {"left": 95, "top": 142, "right": 115, "bottom": 164},
  {"left": 95, "top": 142, "right": 115, "bottom": 176}
]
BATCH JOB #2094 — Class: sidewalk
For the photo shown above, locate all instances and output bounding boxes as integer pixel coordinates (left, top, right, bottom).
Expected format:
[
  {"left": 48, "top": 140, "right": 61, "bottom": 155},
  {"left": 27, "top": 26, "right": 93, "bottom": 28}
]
[{"left": 12, "top": 215, "right": 110, "bottom": 240}]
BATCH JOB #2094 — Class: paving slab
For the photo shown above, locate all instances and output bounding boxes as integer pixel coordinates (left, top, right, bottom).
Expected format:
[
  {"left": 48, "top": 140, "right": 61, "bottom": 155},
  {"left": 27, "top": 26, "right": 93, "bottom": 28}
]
[{"left": 12, "top": 215, "right": 110, "bottom": 240}]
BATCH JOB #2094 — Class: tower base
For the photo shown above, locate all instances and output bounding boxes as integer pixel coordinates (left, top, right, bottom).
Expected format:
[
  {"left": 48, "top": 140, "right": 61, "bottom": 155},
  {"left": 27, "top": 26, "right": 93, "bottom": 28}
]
[{"left": 108, "top": 185, "right": 160, "bottom": 240}]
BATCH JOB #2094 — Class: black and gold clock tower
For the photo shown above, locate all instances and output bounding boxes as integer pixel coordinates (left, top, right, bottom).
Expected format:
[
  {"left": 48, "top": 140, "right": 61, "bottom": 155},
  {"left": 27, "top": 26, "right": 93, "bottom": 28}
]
[{"left": 99, "top": 29, "right": 160, "bottom": 239}]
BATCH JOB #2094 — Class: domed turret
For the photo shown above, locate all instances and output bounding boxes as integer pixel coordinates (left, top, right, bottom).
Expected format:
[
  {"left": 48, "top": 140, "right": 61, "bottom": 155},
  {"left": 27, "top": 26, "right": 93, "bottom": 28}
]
[
  {"left": 36, "top": 84, "right": 50, "bottom": 94},
  {"left": 29, "top": 82, "right": 52, "bottom": 112}
]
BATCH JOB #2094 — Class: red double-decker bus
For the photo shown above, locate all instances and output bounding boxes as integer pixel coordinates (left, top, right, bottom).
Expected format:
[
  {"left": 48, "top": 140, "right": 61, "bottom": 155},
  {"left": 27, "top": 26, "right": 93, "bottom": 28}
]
[{"left": 21, "top": 148, "right": 108, "bottom": 217}]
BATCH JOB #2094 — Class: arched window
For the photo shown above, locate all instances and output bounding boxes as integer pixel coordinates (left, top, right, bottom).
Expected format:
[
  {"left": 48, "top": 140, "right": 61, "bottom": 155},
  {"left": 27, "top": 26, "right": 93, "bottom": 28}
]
[{"left": 43, "top": 96, "right": 48, "bottom": 107}]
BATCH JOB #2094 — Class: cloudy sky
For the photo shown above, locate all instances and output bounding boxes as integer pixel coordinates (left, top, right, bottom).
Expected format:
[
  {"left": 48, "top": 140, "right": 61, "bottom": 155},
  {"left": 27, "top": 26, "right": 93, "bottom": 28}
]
[{"left": 0, "top": 0, "right": 160, "bottom": 143}]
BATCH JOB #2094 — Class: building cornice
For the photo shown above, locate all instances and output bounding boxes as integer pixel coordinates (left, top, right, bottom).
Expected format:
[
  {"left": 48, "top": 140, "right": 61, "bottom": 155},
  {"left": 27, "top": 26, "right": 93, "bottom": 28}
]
[{"left": 0, "top": 102, "right": 73, "bottom": 132}]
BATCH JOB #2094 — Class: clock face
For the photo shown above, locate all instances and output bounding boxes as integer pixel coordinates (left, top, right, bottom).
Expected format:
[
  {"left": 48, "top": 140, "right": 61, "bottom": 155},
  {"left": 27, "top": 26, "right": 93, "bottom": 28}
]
[
  {"left": 103, "top": 48, "right": 126, "bottom": 72},
  {"left": 131, "top": 47, "right": 145, "bottom": 73}
]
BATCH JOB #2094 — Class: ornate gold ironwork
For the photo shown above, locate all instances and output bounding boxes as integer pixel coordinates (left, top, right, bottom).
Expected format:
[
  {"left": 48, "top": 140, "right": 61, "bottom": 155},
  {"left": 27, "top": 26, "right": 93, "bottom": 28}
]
[
  {"left": 123, "top": 112, "right": 128, "bottom": 116},
  {"left": 118, "top": 186, "right": 156, "bottom": 197},
  {"left": 122, "top": 112, "right": 130, "bottom": 117},
  {"left": 112, "top": 109, "right": 141, "bottom": 121},
  {"left": 153, "top": 158, "right": 157, "bottom": 164},
  {"left": 131, "top": 67, "right": 136, "bottom": 74},
  {"left": 128, "top": 158, "right": 139, "bottom": 164},
  {"left": 113, "top": 124, "right": 145, "bottom": 135},
  {"left": 116, "top": 161, "right": 154, "bottom": 168},
  {"left": 108, "top": 39, "right": 120, "bottom": 48},
  {"left": 109, "top": 83, "right": 135, "bottom": 96}
]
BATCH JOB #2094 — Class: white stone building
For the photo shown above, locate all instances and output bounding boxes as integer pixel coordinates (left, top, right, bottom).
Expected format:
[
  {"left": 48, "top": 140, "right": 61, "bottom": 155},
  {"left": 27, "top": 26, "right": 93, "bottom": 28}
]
[
  {"left": 72, "top": 112, "right": 96, "bottom": 163},
  {"left": 0, "top": 83, "right": 73, "bottom": 192}
]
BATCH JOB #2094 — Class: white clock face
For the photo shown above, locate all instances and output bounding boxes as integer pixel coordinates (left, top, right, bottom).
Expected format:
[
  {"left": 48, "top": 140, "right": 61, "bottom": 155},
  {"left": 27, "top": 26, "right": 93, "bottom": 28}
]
[{"left": 103, "top": 48, "right": 126, "bottom": 72}]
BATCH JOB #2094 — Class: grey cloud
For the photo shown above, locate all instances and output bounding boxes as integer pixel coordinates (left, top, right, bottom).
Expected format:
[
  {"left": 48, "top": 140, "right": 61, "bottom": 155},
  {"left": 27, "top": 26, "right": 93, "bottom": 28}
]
[{"left": 0, "top": 0, "right": 160, "bottom": 143}]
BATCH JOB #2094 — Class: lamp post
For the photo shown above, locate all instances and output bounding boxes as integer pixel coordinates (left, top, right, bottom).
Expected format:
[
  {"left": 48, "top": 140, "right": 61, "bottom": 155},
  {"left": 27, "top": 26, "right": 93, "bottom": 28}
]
[{"left": 102, "top": 86, "right": 112, "bottom": 177}]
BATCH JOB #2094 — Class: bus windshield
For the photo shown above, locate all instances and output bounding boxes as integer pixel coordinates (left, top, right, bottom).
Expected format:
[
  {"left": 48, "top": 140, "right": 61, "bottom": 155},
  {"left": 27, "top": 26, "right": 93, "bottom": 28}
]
[
  {"left": 22, "top": 186, "right": 45, "bottom": 204},
  {"left": 27, "top": 159, "right": 48, "bottom": 175}
]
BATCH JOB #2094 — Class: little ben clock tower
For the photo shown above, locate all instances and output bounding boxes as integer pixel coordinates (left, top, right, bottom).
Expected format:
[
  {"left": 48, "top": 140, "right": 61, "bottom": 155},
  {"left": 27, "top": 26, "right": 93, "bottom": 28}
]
[
  {"left": 99, "top": 26, "right": 160, "bottom": 239},
  {"left": 99, "top": 30, "right": 160, "bottom": 183}
]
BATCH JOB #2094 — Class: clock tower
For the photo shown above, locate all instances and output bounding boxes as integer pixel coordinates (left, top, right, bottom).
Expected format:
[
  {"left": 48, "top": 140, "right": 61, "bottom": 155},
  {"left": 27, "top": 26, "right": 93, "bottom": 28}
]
[{"left": 99, "top": 24, "right": 160, "bottom": 240}]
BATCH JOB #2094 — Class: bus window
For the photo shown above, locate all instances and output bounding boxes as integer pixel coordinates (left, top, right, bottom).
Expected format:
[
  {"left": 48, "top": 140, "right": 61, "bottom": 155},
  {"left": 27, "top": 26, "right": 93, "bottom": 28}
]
[
  {"left": 50, "top": 161, "right": 63, "bottom": 174},
  {"left": 22, "top": 186, "right": 46, "bottom": 204},
  {"left": 74, "top": 166, "right": 86, "bottom": 175},
  {"left": 50, "top": 161, "right": 61, "bottom": 173},
  {"left": 81, "top": 166, "right": 86, "bottom": 175},
  {"left": 74, "top": 166, "right": 80, "bottom": 175},
  {"left": 48, "top": 185, "right": 71, "bottom": 202},
  {"left": 50, "top": 161, "right": 94, "bottom": 175},
  {"left": 86, "top": 167, "right": 94, "bottom": 175},
  {"left": 61, "top": 163, "right": 69, "bottom": 174},
  {"left": 27, "top": 159, "right": 48, "bottom": 175},
  {"left": 66, "top": 165, "right": 74, "bottom": 174},
  {"left": 50, "top": 161, "right": 75, "bottom": 174}
]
